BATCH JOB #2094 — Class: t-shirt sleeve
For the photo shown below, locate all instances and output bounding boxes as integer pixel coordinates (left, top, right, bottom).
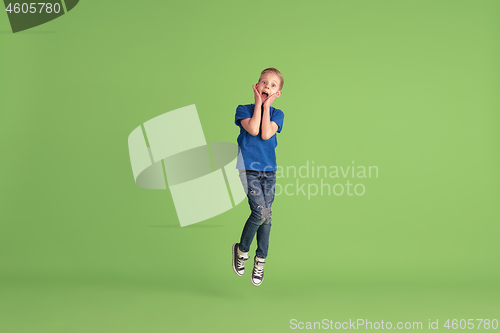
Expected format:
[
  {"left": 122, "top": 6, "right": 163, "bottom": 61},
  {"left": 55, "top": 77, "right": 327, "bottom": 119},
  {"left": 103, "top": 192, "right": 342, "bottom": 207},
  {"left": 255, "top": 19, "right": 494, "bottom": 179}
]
[
  {"left": 271, "top": 109, "right": 285, "bottom": 133},
  {"left": 235, "top": 105, "right": 252, "bottom": 128}
]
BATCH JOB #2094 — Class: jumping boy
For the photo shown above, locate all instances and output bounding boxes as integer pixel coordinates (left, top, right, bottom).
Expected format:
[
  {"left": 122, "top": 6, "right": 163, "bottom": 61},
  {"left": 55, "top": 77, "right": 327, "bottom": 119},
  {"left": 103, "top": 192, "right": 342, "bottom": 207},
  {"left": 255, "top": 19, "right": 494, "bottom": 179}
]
[{"left": 232, "top": 68, "right": 285, "bottom": 286}]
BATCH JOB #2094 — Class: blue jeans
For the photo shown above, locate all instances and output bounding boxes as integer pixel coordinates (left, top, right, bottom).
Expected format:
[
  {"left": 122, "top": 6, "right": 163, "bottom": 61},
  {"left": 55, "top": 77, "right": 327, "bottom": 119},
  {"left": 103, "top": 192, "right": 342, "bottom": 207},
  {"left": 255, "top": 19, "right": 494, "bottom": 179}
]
[{"left": 238, "top": 170, "right": 276, "bottom": 259}]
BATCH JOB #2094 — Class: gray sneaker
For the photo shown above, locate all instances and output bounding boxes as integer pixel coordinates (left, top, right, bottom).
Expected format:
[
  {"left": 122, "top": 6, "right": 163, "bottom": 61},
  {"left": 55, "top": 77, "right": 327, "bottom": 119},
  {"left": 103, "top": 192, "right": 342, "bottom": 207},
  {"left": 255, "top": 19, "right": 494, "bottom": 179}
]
[
  {"left": 251, "top": 256, "right": 266, "bottom": 286},
  {"left": 232, "top": 243, "right": 249, "bottom": 276}
]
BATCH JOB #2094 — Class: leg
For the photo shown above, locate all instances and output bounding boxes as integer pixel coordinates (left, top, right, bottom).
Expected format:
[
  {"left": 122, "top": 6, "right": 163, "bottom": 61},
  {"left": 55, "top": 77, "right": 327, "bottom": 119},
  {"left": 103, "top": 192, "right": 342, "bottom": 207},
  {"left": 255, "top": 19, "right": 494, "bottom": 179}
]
[
  {"left": 238, "top": 171, "right": 268, "bottom": 253},
  {"left": 255, "top": 171, "right": 276, "bottom": 259}
]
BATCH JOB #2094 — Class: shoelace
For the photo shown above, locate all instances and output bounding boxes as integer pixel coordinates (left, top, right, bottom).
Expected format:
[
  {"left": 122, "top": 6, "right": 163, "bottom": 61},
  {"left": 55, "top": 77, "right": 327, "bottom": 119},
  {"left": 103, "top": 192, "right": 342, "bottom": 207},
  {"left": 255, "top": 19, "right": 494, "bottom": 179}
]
[
  {"left": 237, "top": 256, "right": 247, "bottom": 270},
  {"left": 253, "top": 263, "right": 265, "bottom": 278}
]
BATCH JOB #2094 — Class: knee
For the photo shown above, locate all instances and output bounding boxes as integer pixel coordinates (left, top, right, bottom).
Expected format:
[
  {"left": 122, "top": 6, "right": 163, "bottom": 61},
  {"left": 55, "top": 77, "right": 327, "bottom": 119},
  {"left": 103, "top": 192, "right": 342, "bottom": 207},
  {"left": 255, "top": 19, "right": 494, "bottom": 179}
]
[
  {"left": 251, "top": 207, "right": 272, "bottom": 225},
  {"left": 262, "top": 207, "right": 272, "bottom": 222}
]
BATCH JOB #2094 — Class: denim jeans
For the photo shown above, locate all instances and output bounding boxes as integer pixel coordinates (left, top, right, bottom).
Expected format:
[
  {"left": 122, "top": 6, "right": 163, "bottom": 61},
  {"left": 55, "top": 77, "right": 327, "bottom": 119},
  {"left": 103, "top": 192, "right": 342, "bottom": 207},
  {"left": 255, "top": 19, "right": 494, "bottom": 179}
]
[{"left": 238, "top": 170, "right": 276, "bottom": 259}]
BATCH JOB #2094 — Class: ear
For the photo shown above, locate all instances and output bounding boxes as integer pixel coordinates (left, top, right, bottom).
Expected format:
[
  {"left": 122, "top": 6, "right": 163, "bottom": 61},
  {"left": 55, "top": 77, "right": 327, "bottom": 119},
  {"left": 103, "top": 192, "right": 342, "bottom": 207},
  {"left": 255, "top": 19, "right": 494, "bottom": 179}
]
[{"left": 277, "top": 90, "right": 283, "bottom": 97}]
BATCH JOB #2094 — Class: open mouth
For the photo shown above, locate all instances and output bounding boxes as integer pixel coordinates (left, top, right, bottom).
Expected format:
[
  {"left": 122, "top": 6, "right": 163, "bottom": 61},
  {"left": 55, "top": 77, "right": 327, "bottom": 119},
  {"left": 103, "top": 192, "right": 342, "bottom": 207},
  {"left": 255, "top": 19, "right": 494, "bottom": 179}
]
[{"left": 261, "top": 92, "right": 269, "bottom": 98}]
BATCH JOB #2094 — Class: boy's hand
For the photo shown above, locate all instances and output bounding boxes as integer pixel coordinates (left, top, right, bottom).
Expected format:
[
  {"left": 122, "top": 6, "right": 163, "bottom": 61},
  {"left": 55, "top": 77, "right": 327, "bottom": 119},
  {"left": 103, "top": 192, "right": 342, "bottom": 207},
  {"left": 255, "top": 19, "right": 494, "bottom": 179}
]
[
  {"left": 263, "top": 91, "right": 280, "bottom": 109},
  {"left": 253, "top": 85, "right": 262, "bottom": 106}
]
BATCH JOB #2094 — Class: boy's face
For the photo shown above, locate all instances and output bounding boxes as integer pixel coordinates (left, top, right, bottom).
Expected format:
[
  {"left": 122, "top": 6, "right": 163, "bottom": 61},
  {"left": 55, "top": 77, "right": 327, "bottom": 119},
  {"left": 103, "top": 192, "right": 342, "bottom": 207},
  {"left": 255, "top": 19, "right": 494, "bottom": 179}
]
[{"left": 256, "top": 72, "right": 282, "bottom": 103}]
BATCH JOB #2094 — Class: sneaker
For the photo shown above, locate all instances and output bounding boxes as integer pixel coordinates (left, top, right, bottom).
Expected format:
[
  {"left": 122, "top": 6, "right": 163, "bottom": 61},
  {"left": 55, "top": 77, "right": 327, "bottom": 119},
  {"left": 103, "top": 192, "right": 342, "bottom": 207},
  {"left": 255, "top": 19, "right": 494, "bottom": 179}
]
[
  {"left": 251, "top": 256, "right": 265, "bottom": 286},
  {"left": 232, "top": 243, "right": 249, "bottom": 276}
]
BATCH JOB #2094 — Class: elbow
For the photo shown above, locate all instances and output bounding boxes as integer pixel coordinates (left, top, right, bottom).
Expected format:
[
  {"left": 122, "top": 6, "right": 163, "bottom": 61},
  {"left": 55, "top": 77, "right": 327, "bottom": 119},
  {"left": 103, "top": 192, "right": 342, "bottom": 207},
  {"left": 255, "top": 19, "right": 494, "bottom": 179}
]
[
  {"left": 261, "top": 133, "right": 272, "bottom": 140},
  {"left": 248, "top": 126, "right": 259, "bottom": 136}
]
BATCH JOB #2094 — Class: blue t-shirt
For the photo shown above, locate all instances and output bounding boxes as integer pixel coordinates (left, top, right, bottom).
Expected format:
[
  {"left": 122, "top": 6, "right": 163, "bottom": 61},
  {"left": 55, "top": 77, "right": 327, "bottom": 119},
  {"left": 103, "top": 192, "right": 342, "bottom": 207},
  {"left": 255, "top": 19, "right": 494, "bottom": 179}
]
[{"left": 234, "top": 104, "right": 284, "bottom": 171}]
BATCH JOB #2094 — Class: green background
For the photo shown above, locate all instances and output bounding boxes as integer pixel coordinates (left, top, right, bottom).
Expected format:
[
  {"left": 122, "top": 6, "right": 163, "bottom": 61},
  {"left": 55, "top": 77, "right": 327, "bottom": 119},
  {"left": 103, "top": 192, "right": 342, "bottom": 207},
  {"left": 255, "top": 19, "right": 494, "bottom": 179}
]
[{"left": 1, "top": 0, "right": 499, "bottom": 332}]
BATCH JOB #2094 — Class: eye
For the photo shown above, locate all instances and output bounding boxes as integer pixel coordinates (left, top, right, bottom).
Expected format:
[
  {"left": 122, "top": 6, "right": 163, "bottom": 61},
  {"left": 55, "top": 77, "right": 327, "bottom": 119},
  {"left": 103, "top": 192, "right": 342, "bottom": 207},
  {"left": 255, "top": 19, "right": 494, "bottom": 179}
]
[
  {"left": 263, "top": 81, "right": 266, "bottom": 84},
  {"left": 272, "top": 84, "right": 276, "bottom": 87}
]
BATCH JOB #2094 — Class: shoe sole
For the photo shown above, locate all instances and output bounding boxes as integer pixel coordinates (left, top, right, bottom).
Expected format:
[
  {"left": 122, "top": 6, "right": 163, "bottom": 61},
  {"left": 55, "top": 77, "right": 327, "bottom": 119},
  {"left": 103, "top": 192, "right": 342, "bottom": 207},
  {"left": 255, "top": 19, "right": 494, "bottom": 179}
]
[
  {"left": 251, "top": 277, "right": 263, "bottom": 286},
  {"left": 232, "top": 243, "right": 244, "bottom": 276},
  {"left": 251, "top": 273, "right": 264, "bottom": 286}
]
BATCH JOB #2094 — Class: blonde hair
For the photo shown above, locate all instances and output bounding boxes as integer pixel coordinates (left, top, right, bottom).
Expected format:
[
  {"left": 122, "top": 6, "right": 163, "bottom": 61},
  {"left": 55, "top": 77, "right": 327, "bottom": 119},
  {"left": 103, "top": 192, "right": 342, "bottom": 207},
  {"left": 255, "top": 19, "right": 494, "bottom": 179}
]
[{"left": 259, "top": 67, "right": 284, "bottom": 90}]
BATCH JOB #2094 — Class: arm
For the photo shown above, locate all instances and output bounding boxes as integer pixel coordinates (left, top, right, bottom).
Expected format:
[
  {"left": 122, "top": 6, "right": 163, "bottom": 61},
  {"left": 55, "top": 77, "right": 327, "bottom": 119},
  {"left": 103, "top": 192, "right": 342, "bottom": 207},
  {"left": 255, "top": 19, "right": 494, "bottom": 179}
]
[
  {"left": 239, "top": 85, "right": 264, "bottom": 136},
  {"left": 240, "top": 103, "right": 262, "bottom": 136},
  {"left": 260, "top": 91, "right": 281, "bottom": 140},
  {"left": 260, "top": 106, "right": 279, "bottom": 140}
]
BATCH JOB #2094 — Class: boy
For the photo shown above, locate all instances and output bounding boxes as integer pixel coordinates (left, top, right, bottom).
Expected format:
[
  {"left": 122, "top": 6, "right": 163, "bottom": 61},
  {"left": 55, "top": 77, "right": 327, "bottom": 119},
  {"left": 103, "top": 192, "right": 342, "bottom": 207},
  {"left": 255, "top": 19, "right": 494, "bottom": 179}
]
[{"left": 232, "top": 68, "right": 285, "bottom": 286}]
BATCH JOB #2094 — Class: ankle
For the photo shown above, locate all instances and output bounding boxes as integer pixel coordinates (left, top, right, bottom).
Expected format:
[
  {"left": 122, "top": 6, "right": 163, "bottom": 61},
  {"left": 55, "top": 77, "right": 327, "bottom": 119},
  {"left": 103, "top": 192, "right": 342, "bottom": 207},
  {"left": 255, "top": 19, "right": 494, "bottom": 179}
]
[{"left": 237, "top": 246, "right": 249, "bottom": 258}]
